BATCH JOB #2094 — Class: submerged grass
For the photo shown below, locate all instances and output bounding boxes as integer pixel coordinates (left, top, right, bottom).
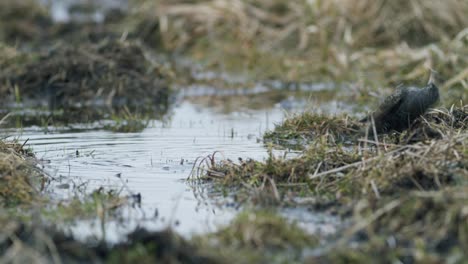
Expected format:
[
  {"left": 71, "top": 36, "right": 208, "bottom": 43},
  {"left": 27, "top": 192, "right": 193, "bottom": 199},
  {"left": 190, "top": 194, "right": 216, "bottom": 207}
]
[{"left": 42, "top": 189, "right": 128, "bottom": 224}]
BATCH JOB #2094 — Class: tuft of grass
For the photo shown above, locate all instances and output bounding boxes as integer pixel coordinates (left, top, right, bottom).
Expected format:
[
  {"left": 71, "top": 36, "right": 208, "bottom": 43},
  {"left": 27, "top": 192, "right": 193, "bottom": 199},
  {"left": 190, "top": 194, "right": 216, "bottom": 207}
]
[
  {"left": 311, "top": 189, "right": 468, "bottom": 263},
  {"left": 264, "top": 112, "right": 361, "bottom": 146},
  {"left": 204, "top": 105, "right": 467, "bottom": 201},
  {"left": 0, "top": 140, "right": 43, "bottom": 206},
  {"left": 194, "top": 210, "right": 318, "bottom": 263},
  {"left": 103, "top": 107, "right": 151, "bottom": 133},
  {"left": 0, "top": 0, "right": 51, "bottom": 44},
  {"left": 43, "top": 188, "right": 128, "bottom": 223}
]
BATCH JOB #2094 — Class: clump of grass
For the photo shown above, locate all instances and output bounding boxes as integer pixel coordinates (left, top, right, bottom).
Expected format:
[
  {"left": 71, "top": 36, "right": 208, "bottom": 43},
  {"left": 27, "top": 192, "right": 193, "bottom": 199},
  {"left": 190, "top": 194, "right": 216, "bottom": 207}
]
[
  {"left": 313, "top": 189, "right": 468, "bottom": 263},
  {"left": 43, "top": 188, "right": 128, "bottom": 223},
  {"left": 264, "top": 112, "right": 361, "bottom": 146},
  {"left": 0, "top": 39, "right": 170, "bottom": 124},
  {"left": 401, "top": 105, "right": 468, "bottom": 143},
  {"left": 212, "top": 210, "right": 317, "bottom": 248},
  {"left": 103, "top": 107, "right": 151, "bottom": 133},
  {"left": 0, "top": 0, "right": 51, "bottom": 44},
  {"left": 194, "top": 210, "right": 318, "bottom": 262},
  {"left": 0, "top": 140, "right": 43, "bottom": 206},
  {"left": 106, "top": 228, "right": 219, "bottom": 264},
  {"left": 344, "top": 133, "right": 466, "bottom": 198},
  {"left": 0, "top": 219, "right": 219, "bottom": 263},
  {"left": 201, "top": 105, "right": 467, "bottom": 206},
  {"left": 0, "top": 39, "right": 169, "bottom": 109}
]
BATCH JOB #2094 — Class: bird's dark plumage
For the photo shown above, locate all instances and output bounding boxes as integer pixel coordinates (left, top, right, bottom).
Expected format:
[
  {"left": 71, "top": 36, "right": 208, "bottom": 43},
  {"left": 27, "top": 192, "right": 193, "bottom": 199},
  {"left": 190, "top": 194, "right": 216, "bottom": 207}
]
[{"left": 362, "top": 70, "right": 440, "bottom": 133}]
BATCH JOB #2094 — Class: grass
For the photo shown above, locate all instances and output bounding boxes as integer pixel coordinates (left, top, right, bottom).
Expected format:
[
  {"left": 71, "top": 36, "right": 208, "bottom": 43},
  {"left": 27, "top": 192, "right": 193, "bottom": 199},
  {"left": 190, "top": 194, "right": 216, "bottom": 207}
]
[
  {"left": 194, "top": 104, "right": 468, "bottom": 261},
  {"left": 311, "top": 189, "right": 468, "bottom": 263},
  {"left": 103, "top": 107, "right": 151, "bottom": 133},
  {"left": 0, "top": 0, "right": 51, "bottom": 44},
  {"left": 0, "top": 139, "right": 43, "bottom": 206},
  {"left": 264, "top": 112, "right": 361, "bottom": 147},
  {"left": 128, "top": 0, "right": 467, "bottom": 103},
  {"left": 0, "top": 39, "right": 171, "bottom": 126},
  {"left": 193, "top": 210, "right": 319, "bottom": 263}
]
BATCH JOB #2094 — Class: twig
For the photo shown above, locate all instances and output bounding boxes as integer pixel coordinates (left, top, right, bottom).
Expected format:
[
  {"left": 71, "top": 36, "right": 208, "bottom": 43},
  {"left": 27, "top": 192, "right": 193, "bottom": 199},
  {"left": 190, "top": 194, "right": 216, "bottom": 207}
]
[{"left": 309, "top": 146, "right": 409, "bottom": 179}]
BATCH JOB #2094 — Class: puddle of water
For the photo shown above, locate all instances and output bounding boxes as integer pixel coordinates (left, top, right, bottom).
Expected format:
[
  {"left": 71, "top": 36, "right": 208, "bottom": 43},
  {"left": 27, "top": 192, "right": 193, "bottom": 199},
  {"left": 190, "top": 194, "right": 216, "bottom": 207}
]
[
  {"left": 41, "top": 0, "right": 128, "bottom": 23},
  {"left": 11, "top": 101, "right": 281, "bottom": 239},
  {"left": 1, "top": 89, "right": 353, "bottom": 241}
]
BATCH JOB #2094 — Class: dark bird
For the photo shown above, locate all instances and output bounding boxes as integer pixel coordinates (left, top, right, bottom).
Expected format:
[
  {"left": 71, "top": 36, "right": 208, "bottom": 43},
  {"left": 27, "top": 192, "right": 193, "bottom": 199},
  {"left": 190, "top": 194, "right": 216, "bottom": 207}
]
[{"left": 361, "top": 69, "right": 440, "bottom": 134}]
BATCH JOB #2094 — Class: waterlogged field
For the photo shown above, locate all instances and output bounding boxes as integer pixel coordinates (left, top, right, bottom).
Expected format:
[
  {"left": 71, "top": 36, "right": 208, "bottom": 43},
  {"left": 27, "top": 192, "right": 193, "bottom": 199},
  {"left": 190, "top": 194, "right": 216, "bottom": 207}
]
[{"left": 0, "top": 0, "right": 467, "bottom": 263}]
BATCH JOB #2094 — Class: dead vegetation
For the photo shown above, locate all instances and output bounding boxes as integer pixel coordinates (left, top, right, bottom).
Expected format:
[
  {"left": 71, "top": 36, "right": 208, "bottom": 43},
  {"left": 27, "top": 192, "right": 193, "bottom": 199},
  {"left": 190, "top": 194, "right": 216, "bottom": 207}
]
[
  {"left": 131, "top": 0, "right": 467, "bottom": 103},
  {"left": 152, "top": 0, "right": 467, "bottom": 50}
]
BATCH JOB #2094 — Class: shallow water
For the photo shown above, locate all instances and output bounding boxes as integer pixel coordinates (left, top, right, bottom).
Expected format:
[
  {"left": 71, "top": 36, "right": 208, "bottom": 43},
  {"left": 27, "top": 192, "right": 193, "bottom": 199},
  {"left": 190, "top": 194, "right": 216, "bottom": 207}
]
[
  {"left": 3, "top": 91, "right": 347, "bottom": 241},
  {"left": 4, "top": 0, "right": 348, "bottom": 236},
  {"left": 12, "top": 102, "right": 270, "bottom": 237}
]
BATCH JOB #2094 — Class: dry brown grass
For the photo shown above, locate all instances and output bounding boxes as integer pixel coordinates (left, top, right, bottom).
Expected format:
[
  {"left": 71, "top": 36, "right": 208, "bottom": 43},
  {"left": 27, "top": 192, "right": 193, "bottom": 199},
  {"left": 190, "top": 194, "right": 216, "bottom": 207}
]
[
  {"left": 146, "top": 0, "right": 468, "bottom": 50},
  {"left": 127, "top": 0, "right": 468, "bottom": 99}
]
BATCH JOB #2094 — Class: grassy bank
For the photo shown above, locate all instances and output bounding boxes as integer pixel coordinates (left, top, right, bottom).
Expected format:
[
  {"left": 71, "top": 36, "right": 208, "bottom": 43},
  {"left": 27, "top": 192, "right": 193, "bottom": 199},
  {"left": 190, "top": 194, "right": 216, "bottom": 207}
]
[{"left": 195, "top": 104, "right": 468, "bottom": 262}]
